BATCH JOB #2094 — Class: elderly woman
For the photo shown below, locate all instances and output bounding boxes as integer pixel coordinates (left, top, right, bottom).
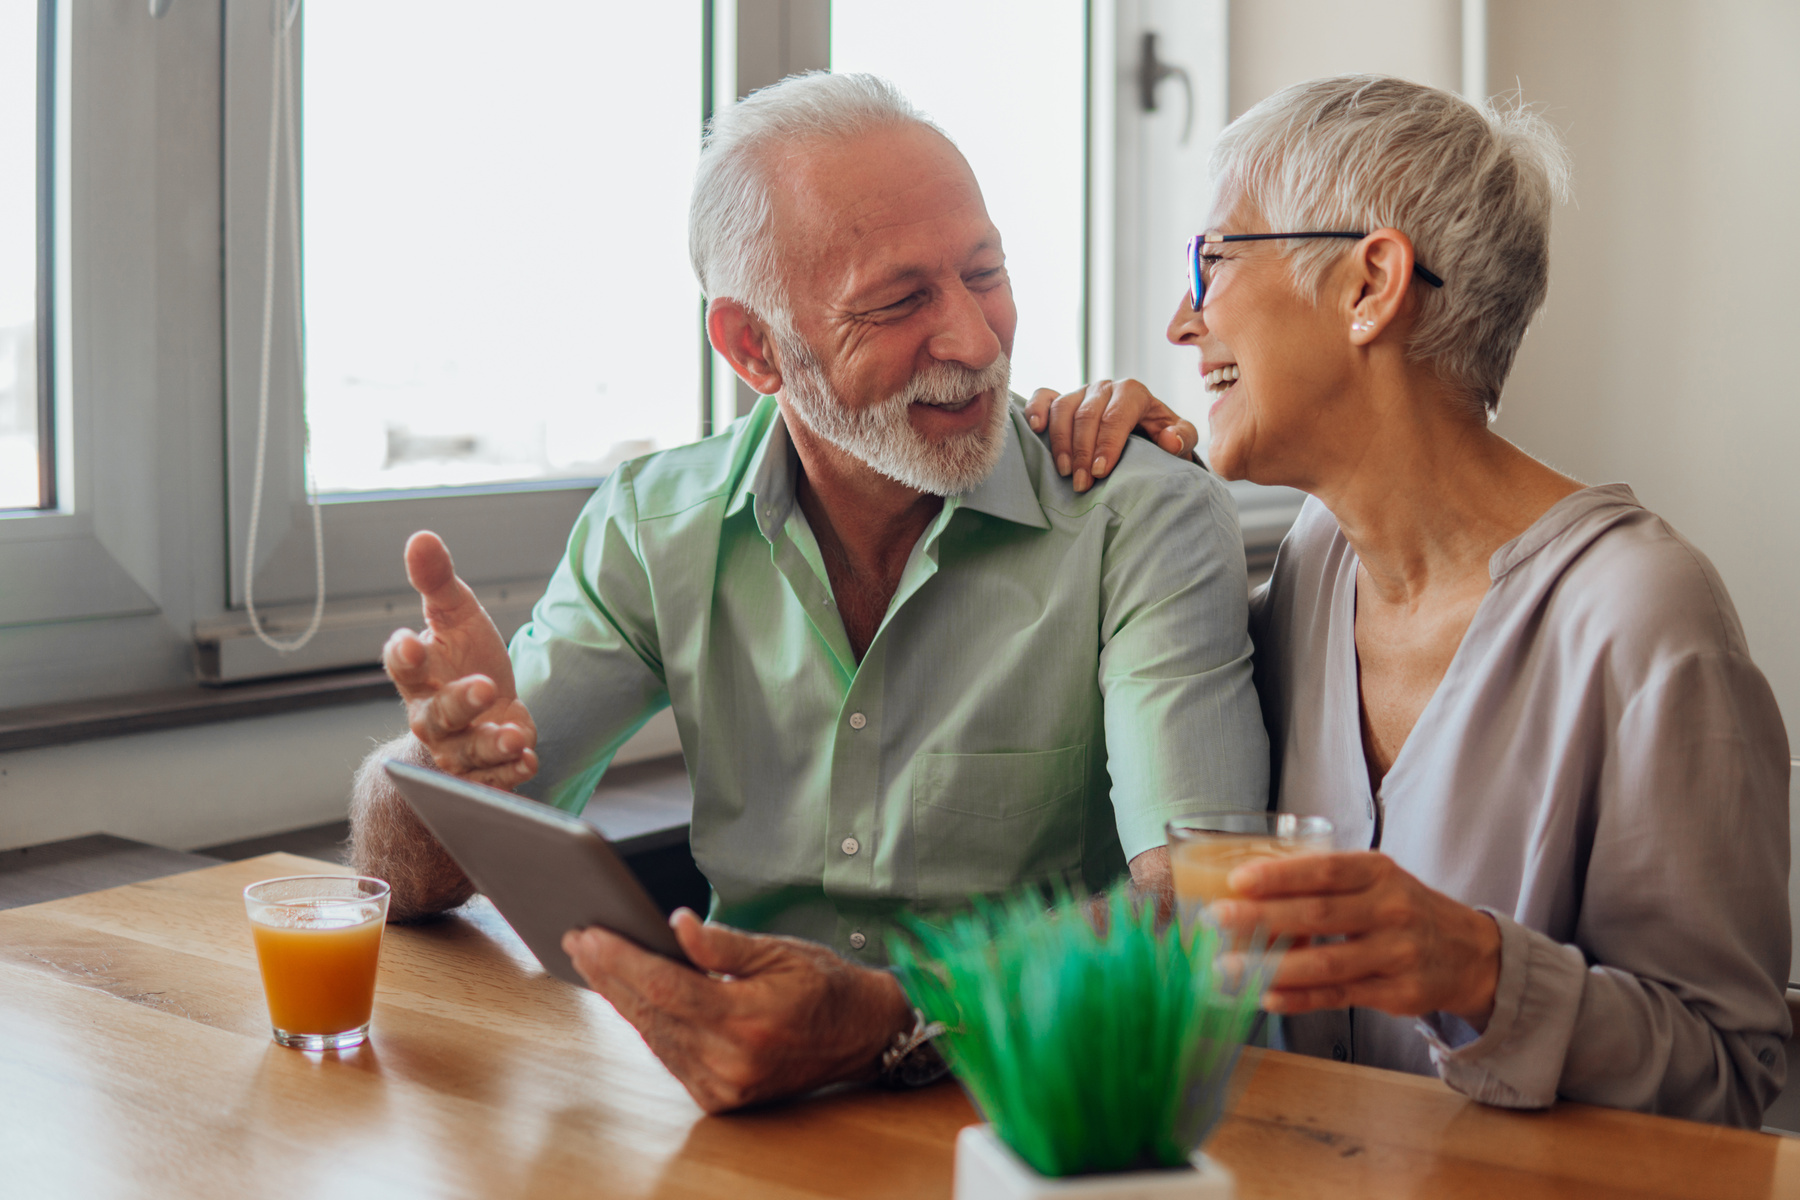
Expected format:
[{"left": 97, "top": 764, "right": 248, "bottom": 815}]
[{"left": 1028, "top": 75, "right": 1790, "bottom": 1126}]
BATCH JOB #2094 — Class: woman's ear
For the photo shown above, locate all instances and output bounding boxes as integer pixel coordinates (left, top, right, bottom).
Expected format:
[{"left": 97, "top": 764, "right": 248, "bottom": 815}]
[
  {"left": 707, "top": 299, "right": 784, "bottom": 395},
  {"left": 1345, "top": 228, "right": 1422, "bottom": 346}
]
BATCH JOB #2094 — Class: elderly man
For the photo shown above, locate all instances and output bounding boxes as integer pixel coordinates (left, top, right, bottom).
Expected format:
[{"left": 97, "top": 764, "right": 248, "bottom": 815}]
[{"left": 349, "top": 72, "right": 1264, "bottom": 1112}]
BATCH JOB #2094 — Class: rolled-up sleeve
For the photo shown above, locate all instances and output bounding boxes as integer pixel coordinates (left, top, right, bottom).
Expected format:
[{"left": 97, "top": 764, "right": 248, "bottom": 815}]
[
  {"left": 510, "top": 463, "right": 671, "bottom": 814},
  {"left": 1416, "top": 650, "right": 1791, "bottom": 1126},
  {"left": 1097, "top": 469, "right": 1271, "bottom": 859}
]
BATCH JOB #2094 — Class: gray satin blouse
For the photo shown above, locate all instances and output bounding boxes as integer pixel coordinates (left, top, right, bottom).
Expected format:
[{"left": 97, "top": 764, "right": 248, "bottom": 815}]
[{"left": 1250, "top": 484, "right": 1791, "bottom": 1126}]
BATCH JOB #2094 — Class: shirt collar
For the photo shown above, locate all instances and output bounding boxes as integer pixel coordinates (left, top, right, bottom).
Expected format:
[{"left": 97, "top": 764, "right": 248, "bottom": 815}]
[
  {"left": 954, "top": 411, "right": 1051, "bottom": 530},
  {"left": 725, "top": 404, "right": 800, "bottom": 540},
  {"left": 724, "top": 401, "right": 1051, "bottom": 538}
]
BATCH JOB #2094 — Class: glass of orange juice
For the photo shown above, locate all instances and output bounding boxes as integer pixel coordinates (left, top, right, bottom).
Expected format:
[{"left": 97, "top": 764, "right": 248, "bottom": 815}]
[
  {"left": 1166, "top": 811, "right": 1334, "bottom": 933},
  {"left": 244, "top": 875, "right": 390, "bottom": 1050}
]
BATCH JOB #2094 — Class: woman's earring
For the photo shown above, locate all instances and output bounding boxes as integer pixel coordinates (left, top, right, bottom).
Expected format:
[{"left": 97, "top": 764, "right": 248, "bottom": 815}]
[{"left": 1351, "top": 317, "right": 1375, "bottom": 334}]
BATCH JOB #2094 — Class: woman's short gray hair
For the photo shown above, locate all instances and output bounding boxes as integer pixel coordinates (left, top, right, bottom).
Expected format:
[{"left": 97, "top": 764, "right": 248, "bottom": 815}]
[
  {"left": 690, "top": 71, "right": 940, "bottom": 335},
  {"left": 1212, "top": 75, "right": 1571, "bottom": 415}
]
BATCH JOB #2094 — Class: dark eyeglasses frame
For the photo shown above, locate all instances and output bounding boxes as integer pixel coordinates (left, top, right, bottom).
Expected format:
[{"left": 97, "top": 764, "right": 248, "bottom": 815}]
[{"left": 1186, "top": 231, "right": 1446, "bottom": 309}]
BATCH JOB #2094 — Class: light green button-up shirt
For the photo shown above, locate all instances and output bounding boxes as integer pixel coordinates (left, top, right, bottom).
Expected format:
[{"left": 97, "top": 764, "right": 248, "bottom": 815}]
[{"left": 510, "top": 396, "right": 1267, "bottom": 962}]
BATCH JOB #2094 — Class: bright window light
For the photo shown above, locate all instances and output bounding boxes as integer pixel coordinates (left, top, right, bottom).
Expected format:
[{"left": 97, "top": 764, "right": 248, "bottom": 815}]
[
  {"left": 302, "top": 4, "right": 704, "bottom": 494},
  {"left": 832, "top": 0, "right": 1088, "bottom": 399},
  {"left": 0, "top": 2, "right": 40, "bottom": 511}
]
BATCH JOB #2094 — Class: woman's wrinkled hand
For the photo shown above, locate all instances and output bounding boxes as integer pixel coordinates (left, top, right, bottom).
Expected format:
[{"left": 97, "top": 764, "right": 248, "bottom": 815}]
[
  {"left": 1210, "top": 850, "right": 1502, "bottom": 1028},
  {"left": 1023, "top": 380, "right": 1198, "bottom": 492}
]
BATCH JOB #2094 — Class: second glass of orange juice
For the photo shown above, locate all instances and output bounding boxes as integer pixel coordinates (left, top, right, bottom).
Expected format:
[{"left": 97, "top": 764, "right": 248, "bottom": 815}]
[
  {"left": 244, "top": 874, "right": 390, "bottom": 1050},
  {"left": 1166, "top": 811, "right": 1334, "bottom": 932}
]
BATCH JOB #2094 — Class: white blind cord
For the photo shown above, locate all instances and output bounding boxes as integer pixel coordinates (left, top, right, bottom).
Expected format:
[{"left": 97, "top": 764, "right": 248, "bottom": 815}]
[{"left": 245, "top": 0, "right": 324, "bottom": 655}]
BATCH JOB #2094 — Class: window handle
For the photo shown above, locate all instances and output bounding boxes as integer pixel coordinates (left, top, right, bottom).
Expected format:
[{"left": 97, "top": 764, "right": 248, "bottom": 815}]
[{"left": 1136, "top": 30, "right": 1193, "bottom": 146}]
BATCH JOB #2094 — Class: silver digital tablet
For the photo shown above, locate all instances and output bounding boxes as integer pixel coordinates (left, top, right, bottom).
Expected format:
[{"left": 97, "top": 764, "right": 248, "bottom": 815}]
[{"left": 383, "top": 759, "right": 693, "bottom": 983}]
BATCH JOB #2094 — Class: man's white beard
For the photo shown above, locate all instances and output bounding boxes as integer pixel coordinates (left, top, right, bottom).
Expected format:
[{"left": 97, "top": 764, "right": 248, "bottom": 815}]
[{"left": 779, "top": 335, "right": 1012, "bottom": 497}]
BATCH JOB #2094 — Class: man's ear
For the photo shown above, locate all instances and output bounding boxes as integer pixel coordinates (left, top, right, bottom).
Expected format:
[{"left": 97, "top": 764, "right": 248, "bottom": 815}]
[
  {"left": 1344, "top": 228, "right": 1421, "bottom": 347},
  {"left": 707, "top": 299, "right": 784, "bottom": 395}
]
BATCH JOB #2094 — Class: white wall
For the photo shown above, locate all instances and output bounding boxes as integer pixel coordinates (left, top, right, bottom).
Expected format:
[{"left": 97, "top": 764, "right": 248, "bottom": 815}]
[
  {"left": 1488, "top": 0, "right": 1800, "bottom": 737},
  {"left": 1228, "top": 0, "right": 1463, "bottom": 117},
  {"left": 0, "top": 704, "right": 681, "bottom": 854}
]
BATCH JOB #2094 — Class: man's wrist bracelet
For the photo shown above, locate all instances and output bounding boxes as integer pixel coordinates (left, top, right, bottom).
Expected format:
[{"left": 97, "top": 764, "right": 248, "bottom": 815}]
[{"left": 878, "top": 1007, "right": 950, "bottom": 1089}]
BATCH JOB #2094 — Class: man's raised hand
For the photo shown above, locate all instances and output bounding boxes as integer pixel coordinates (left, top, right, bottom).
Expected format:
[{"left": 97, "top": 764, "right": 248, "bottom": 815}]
[{"left": 383, "top": 530, "right": 538, "bottom": 789}]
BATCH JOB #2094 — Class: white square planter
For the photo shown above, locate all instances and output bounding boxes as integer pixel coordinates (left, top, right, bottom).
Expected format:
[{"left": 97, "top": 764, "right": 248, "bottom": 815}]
[{"left": 954, "top": 1125, "right": 1234, "bottom": 1199}]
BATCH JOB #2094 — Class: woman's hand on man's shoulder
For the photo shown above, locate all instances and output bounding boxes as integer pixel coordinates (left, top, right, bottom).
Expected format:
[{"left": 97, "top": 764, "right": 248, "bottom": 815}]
[{"left": 1024, "top": 380, "right": 1199, "bottom": 493}]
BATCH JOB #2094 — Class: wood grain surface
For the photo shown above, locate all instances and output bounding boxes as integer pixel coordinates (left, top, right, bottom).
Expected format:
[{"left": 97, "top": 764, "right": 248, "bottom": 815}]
[{"left": 1, "top": 853, "right": 1794, "bottom": 1199}]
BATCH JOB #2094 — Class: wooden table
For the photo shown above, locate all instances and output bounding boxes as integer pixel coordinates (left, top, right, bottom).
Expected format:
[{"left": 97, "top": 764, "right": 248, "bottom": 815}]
[{"left": 3, "top": 853, "right": 1796, "bottom": 1199}]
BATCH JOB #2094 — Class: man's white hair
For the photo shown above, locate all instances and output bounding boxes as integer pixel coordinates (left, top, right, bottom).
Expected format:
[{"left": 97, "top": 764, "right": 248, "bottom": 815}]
[
  {"left": 689, "top": 71, "right": 943, "bottom": 334},
  {"left": 1212, "top": 75, "right": 1572, "bottom": 415}
]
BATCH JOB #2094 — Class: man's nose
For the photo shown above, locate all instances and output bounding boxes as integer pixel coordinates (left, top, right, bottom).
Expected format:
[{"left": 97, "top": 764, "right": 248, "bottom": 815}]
[{"left": 927, "top": 283, "right": 1003, "bottom": 369}]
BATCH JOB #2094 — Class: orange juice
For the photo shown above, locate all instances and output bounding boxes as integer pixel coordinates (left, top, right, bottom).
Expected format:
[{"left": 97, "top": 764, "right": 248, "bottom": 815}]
[
  {"left": 1171, "top": 835, "right": 1318, "bottom": 906},
  {"left": 244, "top": 875, "right": 390, "bottom": 1049},
  {"left": 249, "top": 899, "right": 385, "bottom": 1034}
]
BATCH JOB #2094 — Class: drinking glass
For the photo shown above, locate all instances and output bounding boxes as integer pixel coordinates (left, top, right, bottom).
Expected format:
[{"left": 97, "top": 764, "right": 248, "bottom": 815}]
[
  {"left": 244, "top": 875, "right": 390, "bottom": 1050},
  {"left": 1165, "top": 811, "right": 1335, "bottom": 931}
]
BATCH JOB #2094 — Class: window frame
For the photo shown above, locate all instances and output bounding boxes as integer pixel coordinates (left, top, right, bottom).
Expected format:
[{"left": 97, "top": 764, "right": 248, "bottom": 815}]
[{"left": 0, "top": 0, "right": 213, "bottom": 711}]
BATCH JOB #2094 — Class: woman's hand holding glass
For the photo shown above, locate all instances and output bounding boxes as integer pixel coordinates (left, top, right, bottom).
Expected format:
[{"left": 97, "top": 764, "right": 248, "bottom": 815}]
[{"left": 1210, "top": 850, "right": 1502, "bottom": 1028}]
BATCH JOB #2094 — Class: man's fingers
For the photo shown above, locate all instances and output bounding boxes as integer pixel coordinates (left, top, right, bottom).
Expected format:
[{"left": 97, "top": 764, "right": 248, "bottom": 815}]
[
  {"left": 1024, "top": 387, "right": 1058, "bottom": 431},
  {"left": 425, "top": 720, "right": 534, "bottom": 776},
  {"left": 671, "top": 911, "right": 780, "bottom": 979},
  {"left": 416, "top": 675, "right": 498, "bottom": 742},
  {"left": 461, "top": 748, "right": 538, "bottom": 790},
  {"left": 383, "top": 628, "right": 433, "bottom": 693},
  {"left": 564, "top": 925, "right": 716, "bottom": 1021},
  {"left": 404, "top": 530, "right": 485, "bottom": 629}
]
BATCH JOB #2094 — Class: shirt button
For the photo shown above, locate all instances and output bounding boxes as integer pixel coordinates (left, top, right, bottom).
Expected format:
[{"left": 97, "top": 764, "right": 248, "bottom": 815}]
[
  {"left": 848, "top": 932, "right": 867, "bottom": 950},
  {"left": 1332, "top": 1043, "right": 1349, "bottom": 1062},
  {"left": 841, "top": 836, "right": 860, "bottom": 856},
  {"left": 848, "top": 712, "right": 867, "bottom": 730}
]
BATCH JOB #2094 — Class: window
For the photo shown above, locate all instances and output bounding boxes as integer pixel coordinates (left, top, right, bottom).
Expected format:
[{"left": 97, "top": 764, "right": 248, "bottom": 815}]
[
  {"left": 0, "top": 1, "right": 1294, "bottom": 713},
  {"left": 301, "top": 4, "right": 703, "bottom": 495},
  {"left": 210, "top": 3, "right": 710, "bottom": 680},
  {"left": 0, "top": 1, "right": 47, "bottom": 511}
]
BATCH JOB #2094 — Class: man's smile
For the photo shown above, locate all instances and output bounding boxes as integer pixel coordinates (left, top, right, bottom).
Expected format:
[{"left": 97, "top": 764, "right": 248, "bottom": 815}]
[{"left": 909, "top": 386, "right": 992, "bottom": 436}]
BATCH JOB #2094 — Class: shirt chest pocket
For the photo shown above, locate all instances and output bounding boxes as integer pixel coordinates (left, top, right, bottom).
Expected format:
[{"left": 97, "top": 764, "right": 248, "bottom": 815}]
[{"left": 910, "top": 745, "right": 1088, "bottom": 900}]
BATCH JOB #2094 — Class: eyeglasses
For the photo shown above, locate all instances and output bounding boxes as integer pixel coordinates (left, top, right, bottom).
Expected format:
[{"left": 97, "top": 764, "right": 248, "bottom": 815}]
[{"left": 1186, "top": 232, "right": 1446, "bottom": 309}]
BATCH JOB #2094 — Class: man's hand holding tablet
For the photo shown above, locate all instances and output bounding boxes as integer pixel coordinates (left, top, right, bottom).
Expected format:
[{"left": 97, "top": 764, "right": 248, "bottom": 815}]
[{"left": 562, "top": 914, "right": 914, "bottom": 1113}]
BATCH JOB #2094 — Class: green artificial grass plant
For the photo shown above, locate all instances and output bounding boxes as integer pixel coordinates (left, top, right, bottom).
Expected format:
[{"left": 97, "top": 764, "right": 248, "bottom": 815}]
[{"left": 888, "top": 888, "right": 1272, "bottom": 1179}]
